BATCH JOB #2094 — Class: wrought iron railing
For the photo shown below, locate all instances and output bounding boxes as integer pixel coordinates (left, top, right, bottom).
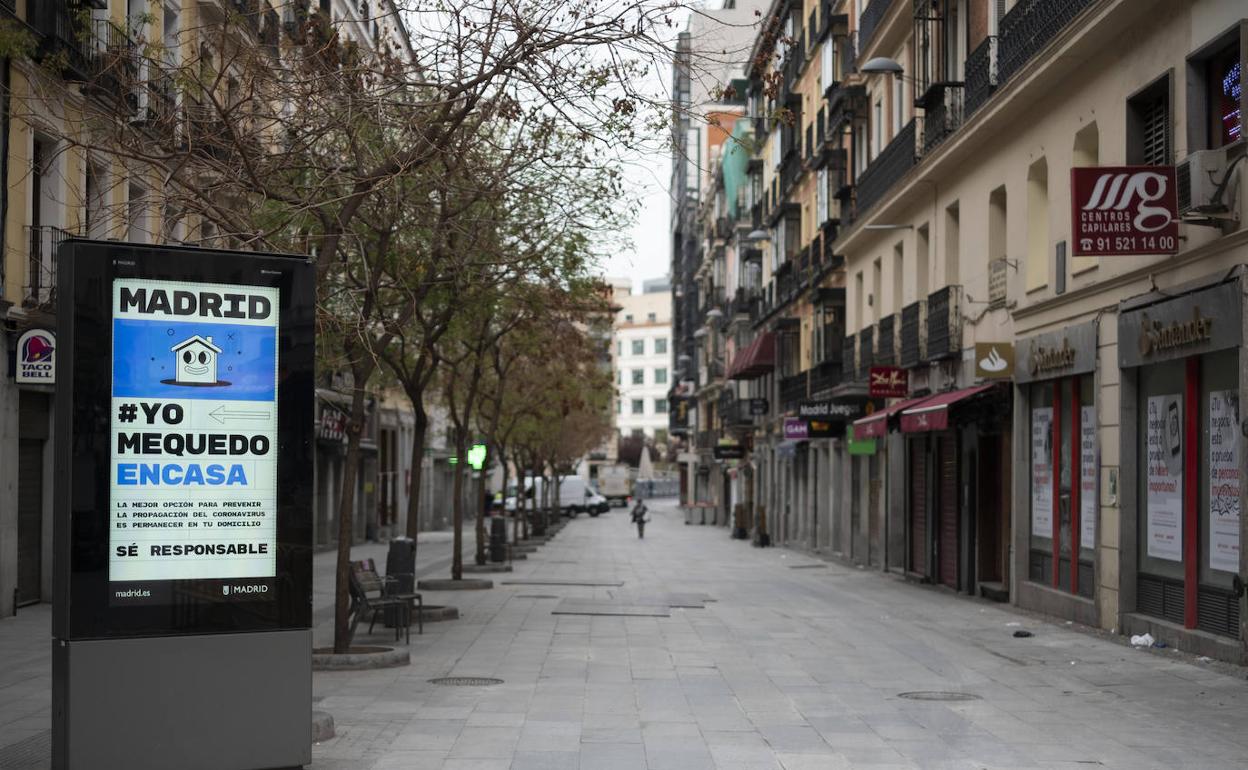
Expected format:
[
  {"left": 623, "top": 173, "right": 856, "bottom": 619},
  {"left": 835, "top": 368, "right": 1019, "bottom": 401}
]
[
  {"left": 899, "top": 300, "right": 925, "bottom": 368},
  {"left": 876, "top": 314, "right": 896, "bottom": 366},
  {"left": 998, "top": 0, "right": 1094, "bottom": 86},
  {"left": 858, "top": 0, "right": 894, "bottom": 52},
  {"left": 842, "top": 333, "right": 856, "bottom": 378},
  {"left": 839, "top": 31, "right": 856, "bottom": 80},
  {"left": 32, "top": 1, "right": 95, "bottom": 81},
  {"left": 857, "top": 327, "right": 874, "bottom": 381},
  {"left": 964, "top": 36, "right": 998, "bottom": 117},
  {"left": 854, "top": 119, "right": 916, "bottom": 217},
  {"left": 921, "top": 85, "right": 964, "bottom": 154},
  {"left": 925, "top": 285, "right": 962, "bottom": 361},
  {"left": 26, "top": 226, "right": 73, "bottom": 307},
  {"left": 809, "top": 359, "right": 842, "bottom": 396}
]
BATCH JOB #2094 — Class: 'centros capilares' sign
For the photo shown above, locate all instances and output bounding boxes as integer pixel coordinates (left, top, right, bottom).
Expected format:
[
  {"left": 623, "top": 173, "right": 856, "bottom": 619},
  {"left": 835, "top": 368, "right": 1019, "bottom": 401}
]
[{"left": 1071, "top": 166, "right": 1179, "bottom": 256}]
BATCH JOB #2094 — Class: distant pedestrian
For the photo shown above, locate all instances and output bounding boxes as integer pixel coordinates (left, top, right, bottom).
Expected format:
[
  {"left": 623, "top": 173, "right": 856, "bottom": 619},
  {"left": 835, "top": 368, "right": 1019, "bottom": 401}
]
[{"left": 630, "top": 500, "right": 649, "bottom": 539}]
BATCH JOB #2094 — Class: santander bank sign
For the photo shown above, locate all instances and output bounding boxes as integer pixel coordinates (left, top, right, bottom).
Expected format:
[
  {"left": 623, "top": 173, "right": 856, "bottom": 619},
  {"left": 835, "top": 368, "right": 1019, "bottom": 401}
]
[{"left": 1071, "top": 166, "right": 1179, "bottom": 256}]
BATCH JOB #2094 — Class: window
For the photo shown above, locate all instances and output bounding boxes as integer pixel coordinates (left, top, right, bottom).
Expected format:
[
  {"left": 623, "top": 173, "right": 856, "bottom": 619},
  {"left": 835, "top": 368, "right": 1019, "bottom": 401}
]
[
  {"left": 1071, "top": 123, "right": 1099, "bottom": 275},
  {"left": 617, "top": 400, "right": 622, "bottom": 414},
  {"left": 647, "top": 312, "right": 656, "bottom": 322},
  {"left": 128, "top": 182, "right": 149, "bottom": 244},
  {"left": 816, "top": 167, "right": 828, "bottom": 224},
  {"left": 893, "top": 73, "right": 904, "bottom": 135},
  {"left": 655, "top": 399, "right": 668, "bottom": 414},
  {"left": 1025, "top": 157, "right": 1049, "bottom": 292},
  {"left": 873, "top": 98, "right": 882, "bottom": 159},
  {"left": 617, "top": 369, "right": 623, "bottom": 385},
  {"left": 944, "top": 202, "right": 959, "bottom": 286},
  {"left": 631, "top": 339, "right": 644, "bottom": 355},
  {"left": 617, "top": 341, "right": 623, "bottom": 356},
  {"left": 820, "top": 38, "right": 834, "bottom": 87},
  {"left": 631, "top": 399, "right": 644, "bottom": 414},
  {"left": 625, "top": 314, "right": 634, "bottom": 323},
  {"left": 655, "top": 338, "right": 667, "bottom": 354},
  {"left": 1127, "top": 74, "right": 1171, "bottom": 166},
  {"left": 632, "top": 370, "right": 644, "bottom": 385},
  {"left": 1190, "top": 35, "right": 1243, "bottom": 150},
  {"left": 655, "top": 368, "right": 668, "bottom": 385}
]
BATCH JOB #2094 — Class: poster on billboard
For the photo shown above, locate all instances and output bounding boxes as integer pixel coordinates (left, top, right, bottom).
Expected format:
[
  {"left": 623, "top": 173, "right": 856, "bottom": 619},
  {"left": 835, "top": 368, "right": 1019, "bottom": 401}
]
[
  {"left": 1209, "top": 390, "right": 1240, "bottom": 573},
  {"left": 1080, "top": 406, "right": 1097, "bottom": 550},
  {"left": 1070, "top": 166, "right": 1179, "bottom": 256},
  {"left": 109, "top": 279, "right": 280, "bottom": 585},
  {"left": 1031, "top": 407, "right": 1053, "bottom": 538},
  {"left": 1145, "top": 394, "right": 1184, "bottom": 561}
]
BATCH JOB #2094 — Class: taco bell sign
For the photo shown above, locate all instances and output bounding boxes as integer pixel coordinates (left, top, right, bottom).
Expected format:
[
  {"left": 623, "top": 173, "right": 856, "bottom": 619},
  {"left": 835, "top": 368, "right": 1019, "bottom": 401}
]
[
  {"left": 1071, "top": 166, "right": 1179, "bottom": 256},
  {"left": 16, "top": 329, "right": 55, "bottom": 384}
]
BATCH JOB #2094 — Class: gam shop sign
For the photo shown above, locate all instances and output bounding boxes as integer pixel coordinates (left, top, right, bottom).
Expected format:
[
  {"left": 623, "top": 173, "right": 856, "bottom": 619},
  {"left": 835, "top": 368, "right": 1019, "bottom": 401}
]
[{"left": 1071, "top": 166, "right": 1178, "bottom": 256}]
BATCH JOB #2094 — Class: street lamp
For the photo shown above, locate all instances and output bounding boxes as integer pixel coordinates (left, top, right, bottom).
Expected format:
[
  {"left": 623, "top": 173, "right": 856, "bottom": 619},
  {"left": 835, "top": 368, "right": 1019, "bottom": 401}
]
[
  {"left": 860, "top": 56, "right": 904, "bottom": 75},
  {"left": 744, "top": 228, "right": 770, "bottom": 242},
  {"left": 706, "top": 308, "right": 724, "bottom": 321},
  {"left": 863, "top": 223, "right": 914, "bottom": 231}
]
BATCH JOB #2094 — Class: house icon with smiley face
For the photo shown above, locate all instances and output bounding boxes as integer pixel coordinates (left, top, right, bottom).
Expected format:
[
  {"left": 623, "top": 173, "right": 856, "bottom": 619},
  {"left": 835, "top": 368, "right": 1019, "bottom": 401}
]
[{"left": 171, "top": 335, "right": 222, "bottom": 384}]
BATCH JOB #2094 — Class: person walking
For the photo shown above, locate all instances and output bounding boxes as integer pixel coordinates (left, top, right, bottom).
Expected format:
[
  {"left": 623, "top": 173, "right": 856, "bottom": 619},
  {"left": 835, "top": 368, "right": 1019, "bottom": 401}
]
[{"left": 630, "top": 499, "right": 649, "bottom": 539}]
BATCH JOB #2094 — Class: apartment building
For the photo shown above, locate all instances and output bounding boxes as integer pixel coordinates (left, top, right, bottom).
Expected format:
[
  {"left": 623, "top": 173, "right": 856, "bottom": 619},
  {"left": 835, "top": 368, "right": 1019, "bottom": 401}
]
[
  {"left": 678, "top": 0, "right": 1248, "bottom": 662},
  {"left": 0, "top": 0, "right": 415, "bottom": 615},
  {"left": 614, "top": 281, "right": 673, "bottom": 442}
]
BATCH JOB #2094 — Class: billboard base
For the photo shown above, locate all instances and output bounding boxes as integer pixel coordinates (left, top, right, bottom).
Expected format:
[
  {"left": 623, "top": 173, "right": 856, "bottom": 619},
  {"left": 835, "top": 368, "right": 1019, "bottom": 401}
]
[{"left": 53, "top": 629, "right": 311, "bottom": 770}]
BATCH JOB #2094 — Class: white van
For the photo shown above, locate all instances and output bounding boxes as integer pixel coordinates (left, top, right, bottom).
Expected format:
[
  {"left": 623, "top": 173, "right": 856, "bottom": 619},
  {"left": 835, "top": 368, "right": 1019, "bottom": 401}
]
[{"left": 505, "top": 476, "right": 592, "bottom": 516}]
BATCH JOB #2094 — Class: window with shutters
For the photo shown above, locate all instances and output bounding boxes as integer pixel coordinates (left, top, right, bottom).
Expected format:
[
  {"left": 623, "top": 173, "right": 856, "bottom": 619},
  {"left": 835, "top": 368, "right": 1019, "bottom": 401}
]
[
  {"left": 1126, "top": 74, "right": 1172, "bottom": 166},
  {"left": 816, "top": 168, "right": 828, "bottom": 224},
  {"left": 821, "top": 38, "right": 835, "bottom": 87}
]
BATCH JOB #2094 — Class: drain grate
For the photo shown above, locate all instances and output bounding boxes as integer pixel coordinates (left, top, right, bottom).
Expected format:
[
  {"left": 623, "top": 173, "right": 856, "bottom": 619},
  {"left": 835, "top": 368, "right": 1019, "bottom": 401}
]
[
  {"left": 515, "top": 594, "right": 560, "bottom": 599},
  {"left": 897, "top": 691, "right": 981, "bottom": 702},
  {"left": 430, "top": 676, "right": 504, "bottom": 687},
  {"left": 0, "top": 730, "right": 51, "bottom": 768}
]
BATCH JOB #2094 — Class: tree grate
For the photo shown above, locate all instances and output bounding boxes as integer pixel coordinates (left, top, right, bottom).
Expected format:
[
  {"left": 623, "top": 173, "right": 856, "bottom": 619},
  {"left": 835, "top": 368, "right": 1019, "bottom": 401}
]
[
  {"left": 429, "top": 676, "right": 504, "bottom": 687},
  {"left": 897, "top": 691, "right": 981, "bottom": 701}
]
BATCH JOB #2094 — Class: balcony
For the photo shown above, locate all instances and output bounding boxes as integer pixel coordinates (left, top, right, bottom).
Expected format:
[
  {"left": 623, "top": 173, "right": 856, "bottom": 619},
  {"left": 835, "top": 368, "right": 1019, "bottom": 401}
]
[
  {"left": 920, "top": 85, "right": 964, "bottom": 154},
  {"left": 998, "top": 0, "right": 1094, "bottom": 86},
  {"left": 964, "top": 36, "right": 998, "bottom": 117},
  {"left": 876, "top": 314, "right": 896, "bottom": 366},
  {"left": 842, "top": 334, "right": 856, "bottom": 378},
  {"left": 854, "top": 119, "right": 916, "bottom": 217},
  {"left": 899, "top": 300, "right": 925, "bottom": 368},
  {"left": 25, "top": 226, "right": 73, "bottom": 308},
  {"left": 696, "top": 430, "right": 718, "bottom": 450},
  {"left": 718, "top": 392, "right": 755, "bottom": 427},
  {"left": 31, "top": 1, "right": 100, "bottom": 81},
  {"left": 857, "top": 327, "right": 874, "bottom": 382},
  {"left": 809, "top": 359, "right": 843, "bottom": 396},
  {"left": 925, "top": 285, "right": 962, "bottom": 361},
  {"left": 779, "top": 371, "right": 809, "bottom": 413},
  {"left": 858, "top": 0, "right": 895, "bottom": 53}
]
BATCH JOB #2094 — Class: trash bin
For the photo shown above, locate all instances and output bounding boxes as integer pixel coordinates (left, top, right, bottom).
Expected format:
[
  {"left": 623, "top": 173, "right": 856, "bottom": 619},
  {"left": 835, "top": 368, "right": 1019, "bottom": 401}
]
[
  {"left": 489, "top": 517, "right": 508, "bottom": 563},
  {"left": 385, "top": 537, "right": 416, "bottom": 593}
]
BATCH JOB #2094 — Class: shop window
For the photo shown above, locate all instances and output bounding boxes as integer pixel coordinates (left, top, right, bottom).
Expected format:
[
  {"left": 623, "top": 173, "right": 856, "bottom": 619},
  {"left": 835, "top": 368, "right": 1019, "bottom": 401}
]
[
  {"left": 1136, "top": 349, "right": 1241, "bottom": 637},
  {"left": 1126, "top": 73, "right": 1172, "bottom": 166},
  {"left": 1028, "top": 375, "right": 1095, "bottom": 598}
]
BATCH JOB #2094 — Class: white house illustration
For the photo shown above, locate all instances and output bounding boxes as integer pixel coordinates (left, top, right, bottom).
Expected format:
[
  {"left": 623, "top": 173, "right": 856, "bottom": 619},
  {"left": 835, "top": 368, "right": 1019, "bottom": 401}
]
[{"left": 171, "top": 335, "right": 222, "bottom": 384}]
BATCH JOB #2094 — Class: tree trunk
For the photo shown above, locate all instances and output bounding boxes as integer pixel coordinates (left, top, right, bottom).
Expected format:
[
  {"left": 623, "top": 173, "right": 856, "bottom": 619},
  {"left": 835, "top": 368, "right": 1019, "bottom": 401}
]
[
  {"left": 332, "top": 379, "right": 368, "bottom": 654},
  {"left": 403, "top": 402, "right": 428, "bottom": 558},
  {"left": 451, "top": 426, "right": 466, "bottom": 580}
]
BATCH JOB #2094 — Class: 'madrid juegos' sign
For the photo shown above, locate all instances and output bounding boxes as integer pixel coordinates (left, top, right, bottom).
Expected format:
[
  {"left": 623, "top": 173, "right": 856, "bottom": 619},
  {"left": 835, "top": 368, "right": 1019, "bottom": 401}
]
[{"left": 1071, "top": 166, "right": 1179, "bottom": 256}]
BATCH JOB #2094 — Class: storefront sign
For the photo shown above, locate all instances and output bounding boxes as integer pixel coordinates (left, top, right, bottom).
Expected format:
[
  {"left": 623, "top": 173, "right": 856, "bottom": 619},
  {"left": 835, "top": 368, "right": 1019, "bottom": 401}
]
[
  {"left": 798, "top": 399, "right": 864, "bottom": 420},
  {"left": 1119, "top": 281, "right": 1241, "bottom": 368},
  {"left": 806, "top": 418, "right": 836, "bottom": 439},
  {"left": 1209, "top": 390, "right": 1240, "bottom": 573},
  {"left": 846, "top": 425, "right": 875, "bottom": 455},
  {"left": 1017, "top": 321, "right": 1098, "bottom": 384},
  {"left": 974, "top": 342, "right": 1014, "bottom": 379},
  {"left": 318, "top": 407, "right": 346, "bottom": 443},
  {"left": 1031, "top": 408, "right": 1053, "bottom": 538},
  {"left": 669, "top": 396, "right": 692, "bottom": 435},
  {"left": 713, "top": 444, "right": 746, "bottom": 460},
  {"left": 783, "top": 417, "right": 808, "bottom": 440},
  {"left": 15, "top": 328, "right": 55, "bottom": 384},
  {"left": 109, "top": 279, "right": 280, "bottom": 584},
  {"left": 1070, "top": 166, "right": 1178, "bottom": 256},
  {"left": 1145, "top": 394, "right": 1184, "bottom": 561},
  {"left": 868, "top": 366, "right": 908, "bottom": 398},
  {"left": 1080, "top": 406, "right": 1097, "bottom": 550},
  {"left": 749, "top": 398, "right": 769, "bottom": 415}
]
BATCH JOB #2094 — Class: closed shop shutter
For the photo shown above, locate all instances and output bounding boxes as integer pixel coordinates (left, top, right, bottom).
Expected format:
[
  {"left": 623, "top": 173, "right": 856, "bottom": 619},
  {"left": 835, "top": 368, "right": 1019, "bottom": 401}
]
[
  {"left": 18, "top": 440, "right": 44, "bottom": 605},
  {"left": 909, "top": 439, "right": 926, "bottom": 575},
  {"left": 939, "top": 432, "right": 958, "bottom": 589}
]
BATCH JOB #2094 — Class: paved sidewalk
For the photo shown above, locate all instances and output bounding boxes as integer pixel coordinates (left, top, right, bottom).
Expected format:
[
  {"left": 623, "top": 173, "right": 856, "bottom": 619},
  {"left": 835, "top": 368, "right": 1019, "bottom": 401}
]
[{"left": 312, "top": 500, "right": 1248, "bottom": 770}]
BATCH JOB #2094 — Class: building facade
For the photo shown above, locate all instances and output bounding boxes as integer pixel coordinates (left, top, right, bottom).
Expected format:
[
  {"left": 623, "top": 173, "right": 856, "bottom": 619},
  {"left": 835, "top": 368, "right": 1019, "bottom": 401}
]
[
  {"left": 614, "top": 282, "right": 674, "bottom": 441},
  {"left": 675, "top": 0, "right": 1248, "bottom": 662}
]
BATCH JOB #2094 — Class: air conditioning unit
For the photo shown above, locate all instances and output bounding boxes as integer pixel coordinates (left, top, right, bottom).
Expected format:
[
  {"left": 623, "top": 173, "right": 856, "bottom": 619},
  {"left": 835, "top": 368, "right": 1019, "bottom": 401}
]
[{"left": 1176, "top": 144, "right": 1243, "bottom": 222}]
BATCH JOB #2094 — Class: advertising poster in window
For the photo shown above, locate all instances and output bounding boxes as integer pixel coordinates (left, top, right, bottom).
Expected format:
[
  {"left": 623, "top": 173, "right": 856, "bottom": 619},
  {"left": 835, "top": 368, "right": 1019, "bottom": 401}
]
[
  {"left": 109, "top": 278, "right": 280, "bottom": 590},
  {"left": 1146, "top": 394, "right": 1183, "bottom": 561},
  {"left": 1080, "top": 406, "right": 1097, "bottom": 550},
  {"left": 1208, "top": 390, "right": 1240, "bottom": 573},
  {"left": 1031, "top": 407, "right": 1053, "bottom": 537}
]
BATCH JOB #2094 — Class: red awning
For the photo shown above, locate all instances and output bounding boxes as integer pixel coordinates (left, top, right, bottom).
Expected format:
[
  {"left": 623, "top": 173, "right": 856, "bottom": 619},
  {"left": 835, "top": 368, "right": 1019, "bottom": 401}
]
[
  {"left": 852, "top": 393, "right": 938, "bottom": 438},
  {"left": 727, "top": 332, "right": 776, "bottom": 380},
  {"left": 899, "top": 384, "right": 995, "bottom": 433}
]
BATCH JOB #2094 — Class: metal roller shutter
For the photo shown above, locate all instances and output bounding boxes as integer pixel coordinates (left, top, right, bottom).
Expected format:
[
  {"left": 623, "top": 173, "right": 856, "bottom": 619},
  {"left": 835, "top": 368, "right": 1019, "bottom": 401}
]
[
  {"left": 18, "top": 440, "right": 44, "bottom": 606},
  {"left": 938, "top": 432, "right": 958, "bottom": 589},
  {"left": 909, "top": 439, "right": 926, "bottom": 575}
]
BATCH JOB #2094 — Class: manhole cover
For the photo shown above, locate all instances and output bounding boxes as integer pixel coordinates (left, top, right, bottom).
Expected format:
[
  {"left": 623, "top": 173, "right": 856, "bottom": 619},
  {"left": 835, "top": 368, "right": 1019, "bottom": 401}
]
[
  {"left": 429, "top": 676, "right": 504, "bottom": 687},
  {"left": 897, "top": 691, "right": 981, "bottom": 701},
  {"left": 515, "top": 594, "right": 559, "bottom": 599}
]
